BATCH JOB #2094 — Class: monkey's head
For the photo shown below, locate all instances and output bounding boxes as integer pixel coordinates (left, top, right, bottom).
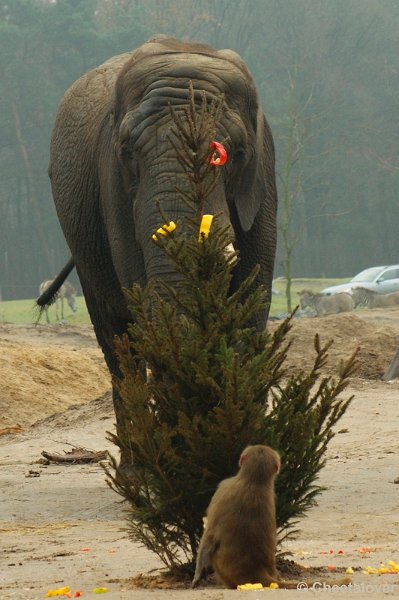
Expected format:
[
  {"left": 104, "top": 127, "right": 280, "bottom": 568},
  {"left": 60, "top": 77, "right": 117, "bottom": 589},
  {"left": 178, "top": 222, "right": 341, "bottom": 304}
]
[{"left": 239, "top": 445, "right": 280, "bottom": 484}]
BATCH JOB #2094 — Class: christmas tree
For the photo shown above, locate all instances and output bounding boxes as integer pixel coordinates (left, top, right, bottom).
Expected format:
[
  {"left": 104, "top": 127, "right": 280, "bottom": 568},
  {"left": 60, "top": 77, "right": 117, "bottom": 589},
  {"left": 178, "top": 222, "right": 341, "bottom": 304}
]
[{"left": 105, "top": 85, "right": 357, "bottom": 572}]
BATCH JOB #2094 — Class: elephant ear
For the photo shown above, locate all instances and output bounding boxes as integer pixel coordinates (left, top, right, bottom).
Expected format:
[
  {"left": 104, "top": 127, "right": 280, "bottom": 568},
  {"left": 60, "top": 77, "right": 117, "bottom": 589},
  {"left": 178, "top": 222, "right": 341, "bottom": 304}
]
[{"left": 234, "top": 110, "right": 271, "bottom": 232}]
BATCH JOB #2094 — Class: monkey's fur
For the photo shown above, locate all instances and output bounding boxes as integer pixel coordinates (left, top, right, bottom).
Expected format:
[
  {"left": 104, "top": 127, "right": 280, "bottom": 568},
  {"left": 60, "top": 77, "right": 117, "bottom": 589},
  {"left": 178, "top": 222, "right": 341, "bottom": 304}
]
[{"left": 192, "top": 444, "right": 280, "bottom": 588}]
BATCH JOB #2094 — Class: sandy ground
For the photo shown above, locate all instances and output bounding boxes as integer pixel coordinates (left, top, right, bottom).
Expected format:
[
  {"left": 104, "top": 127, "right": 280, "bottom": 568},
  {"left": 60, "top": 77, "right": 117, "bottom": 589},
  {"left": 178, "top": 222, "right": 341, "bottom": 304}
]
[{"left": 0, "top": 309, "right": 398, "bottom": 599}]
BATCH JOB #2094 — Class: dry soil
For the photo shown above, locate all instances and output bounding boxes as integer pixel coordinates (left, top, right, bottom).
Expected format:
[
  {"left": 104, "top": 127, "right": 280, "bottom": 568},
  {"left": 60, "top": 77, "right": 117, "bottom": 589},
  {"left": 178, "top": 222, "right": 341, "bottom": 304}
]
[{"left": 0, "top": 310, "right": 398, "bottom": 599}]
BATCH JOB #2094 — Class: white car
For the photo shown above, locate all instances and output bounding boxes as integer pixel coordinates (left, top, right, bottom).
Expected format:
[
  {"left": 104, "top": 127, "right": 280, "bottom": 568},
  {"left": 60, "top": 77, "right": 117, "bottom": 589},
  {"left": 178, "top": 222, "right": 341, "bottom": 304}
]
[{"left": 322, "top": 265, "right": 399, "bottom": 296}]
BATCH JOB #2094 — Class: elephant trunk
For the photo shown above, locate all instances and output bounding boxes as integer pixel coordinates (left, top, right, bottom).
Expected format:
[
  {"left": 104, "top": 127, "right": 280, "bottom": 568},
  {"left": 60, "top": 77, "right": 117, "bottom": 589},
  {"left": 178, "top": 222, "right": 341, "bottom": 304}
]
[{"left": 135, "top": 162, "right": 234, "bottom": 284}]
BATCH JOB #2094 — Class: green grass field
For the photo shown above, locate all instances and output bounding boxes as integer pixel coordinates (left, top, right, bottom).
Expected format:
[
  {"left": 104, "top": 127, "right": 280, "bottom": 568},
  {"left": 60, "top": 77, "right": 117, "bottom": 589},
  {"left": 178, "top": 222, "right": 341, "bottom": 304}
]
[
  {"left": 0, "top": 296, "right": 90, "bottom": 325},
  {"left": 0, "top": 278, "right": 349, "bottom": 325}
]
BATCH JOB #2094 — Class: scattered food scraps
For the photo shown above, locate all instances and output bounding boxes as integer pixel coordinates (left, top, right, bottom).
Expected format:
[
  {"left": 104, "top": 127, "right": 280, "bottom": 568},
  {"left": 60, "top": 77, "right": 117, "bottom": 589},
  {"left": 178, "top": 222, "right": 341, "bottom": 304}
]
[
  {"left": 388, "top": 560, "right": 399, "bottom": 572},
  {"left": 237, "top": 583, "right": 263, "bottom": 590},
  {"left": 363, "top": 566, "right": 379, "bottom": 575},
  {"left": 363, "top": 561, "right": 399, "bottom": 575},
  {"left": 45, "top": 589, "right": 83, "bottom": 598},
  {"left": 93, "top": 588, "right": 108, "bottom": 594},
  {"left": 46, "top": 586, "right": 71, "bottom": 597},
  {"left": 356, "top": 546, "right": 373, "bottom": 553},
  {"left": 236, "top": 582, "right": 278, "bottom": 590}
]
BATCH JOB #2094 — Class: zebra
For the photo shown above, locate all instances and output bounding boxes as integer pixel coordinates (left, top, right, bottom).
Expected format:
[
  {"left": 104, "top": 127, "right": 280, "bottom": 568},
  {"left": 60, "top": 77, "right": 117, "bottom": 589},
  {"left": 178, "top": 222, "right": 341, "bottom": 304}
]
[
  {"left": 38, "top": 278, "right": 77, "bottom": 323},
  {"left": 351, "top": 287, "right": 399, "bottom": 309}
]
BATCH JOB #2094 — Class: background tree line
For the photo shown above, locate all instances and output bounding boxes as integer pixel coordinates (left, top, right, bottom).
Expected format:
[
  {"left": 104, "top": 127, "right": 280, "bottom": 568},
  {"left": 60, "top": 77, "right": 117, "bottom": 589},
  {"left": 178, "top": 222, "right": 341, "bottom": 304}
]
[{"left": 0, "top": 0, "right": 398, "bottom": 300}]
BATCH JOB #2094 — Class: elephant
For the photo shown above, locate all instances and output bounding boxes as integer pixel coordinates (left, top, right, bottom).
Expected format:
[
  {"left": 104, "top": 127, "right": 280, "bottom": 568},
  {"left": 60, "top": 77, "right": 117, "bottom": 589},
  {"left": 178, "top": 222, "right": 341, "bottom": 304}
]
[{"left": 45, "top": 35, "right": 278, "bottom": 469}]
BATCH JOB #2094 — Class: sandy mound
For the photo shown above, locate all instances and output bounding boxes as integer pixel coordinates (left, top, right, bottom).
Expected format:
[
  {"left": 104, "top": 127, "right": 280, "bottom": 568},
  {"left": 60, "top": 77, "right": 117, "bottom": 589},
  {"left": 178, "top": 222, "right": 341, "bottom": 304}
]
[
  {"left": 1, "top": 308, "right": 398, "bottom": 429},
  {"left": 0, "top": 324, "right": 110, "bottom": 428},
  {"left": 268, "top": 309, "right": 399, "bottom": 380}
]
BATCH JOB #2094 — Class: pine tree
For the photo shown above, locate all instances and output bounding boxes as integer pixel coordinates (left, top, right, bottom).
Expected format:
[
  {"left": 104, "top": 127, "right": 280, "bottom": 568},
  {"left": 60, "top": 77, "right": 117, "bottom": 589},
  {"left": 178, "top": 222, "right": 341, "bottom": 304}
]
[{"left": 105, "top": 84, "right": 357, "bottom": 572}]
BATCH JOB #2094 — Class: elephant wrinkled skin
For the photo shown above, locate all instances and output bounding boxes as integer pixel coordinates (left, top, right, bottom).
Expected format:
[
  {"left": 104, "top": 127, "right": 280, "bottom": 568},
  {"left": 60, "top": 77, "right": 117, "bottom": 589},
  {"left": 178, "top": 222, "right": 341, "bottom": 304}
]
[{"left": 48, "top": 35, "right": 278, "bottom": 467}]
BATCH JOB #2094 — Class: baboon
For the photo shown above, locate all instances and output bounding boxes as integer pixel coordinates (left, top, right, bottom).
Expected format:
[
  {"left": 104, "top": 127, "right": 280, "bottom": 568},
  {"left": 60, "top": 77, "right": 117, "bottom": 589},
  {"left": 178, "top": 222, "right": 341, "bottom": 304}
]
[
  {"left": 192, "top": 445, "right": 280, "bottom": 589},
  {"left": 192, "top": 445, "right": 351, "bottom": 590}
]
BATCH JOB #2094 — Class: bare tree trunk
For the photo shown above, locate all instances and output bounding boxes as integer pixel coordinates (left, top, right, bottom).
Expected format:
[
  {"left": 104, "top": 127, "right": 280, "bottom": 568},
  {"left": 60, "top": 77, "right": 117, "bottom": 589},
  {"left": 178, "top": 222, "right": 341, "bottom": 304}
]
[{"left": 11, "top": 101, "right": 52, "bottom": 272}]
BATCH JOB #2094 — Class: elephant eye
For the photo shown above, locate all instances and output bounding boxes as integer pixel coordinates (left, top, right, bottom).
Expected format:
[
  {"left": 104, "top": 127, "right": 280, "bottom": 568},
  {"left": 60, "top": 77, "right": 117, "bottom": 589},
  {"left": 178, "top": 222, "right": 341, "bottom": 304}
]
[{"left": 232, "top": 148, "right": 246, "bottom": 164}]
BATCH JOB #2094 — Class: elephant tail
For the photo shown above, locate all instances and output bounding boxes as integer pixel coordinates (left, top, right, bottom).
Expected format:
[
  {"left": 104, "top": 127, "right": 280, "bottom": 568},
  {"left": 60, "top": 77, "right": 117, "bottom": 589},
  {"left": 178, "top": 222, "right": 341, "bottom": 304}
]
[{"left": 36, "top": 257, "right": 75, "bottom": 319}]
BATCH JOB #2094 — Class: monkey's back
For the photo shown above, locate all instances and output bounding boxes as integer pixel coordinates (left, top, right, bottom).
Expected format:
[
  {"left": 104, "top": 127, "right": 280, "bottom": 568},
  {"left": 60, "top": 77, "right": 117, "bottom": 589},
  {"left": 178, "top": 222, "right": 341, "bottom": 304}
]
[{"left": 208, "top": 476, "right": 278, "bottom": 588}]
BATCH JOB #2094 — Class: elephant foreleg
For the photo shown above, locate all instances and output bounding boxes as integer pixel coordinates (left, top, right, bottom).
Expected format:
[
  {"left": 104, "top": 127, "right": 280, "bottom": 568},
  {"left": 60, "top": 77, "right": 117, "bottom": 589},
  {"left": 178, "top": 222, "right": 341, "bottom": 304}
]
[{"left": 77, "top": 276, "right": 134, "bottom": 473}]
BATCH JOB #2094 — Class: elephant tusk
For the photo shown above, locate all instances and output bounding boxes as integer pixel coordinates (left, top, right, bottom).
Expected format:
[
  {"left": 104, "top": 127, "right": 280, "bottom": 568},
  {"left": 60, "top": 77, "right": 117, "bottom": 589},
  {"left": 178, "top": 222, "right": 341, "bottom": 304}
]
[
  {"left": 152, "top": 221, "right": 176, "bottom": 241},
  {"left": 209, "top": 141, "right": 227, "bottom": 166},
  {"left": 224, "top": 242, "right": 237, "bottom": 265}
]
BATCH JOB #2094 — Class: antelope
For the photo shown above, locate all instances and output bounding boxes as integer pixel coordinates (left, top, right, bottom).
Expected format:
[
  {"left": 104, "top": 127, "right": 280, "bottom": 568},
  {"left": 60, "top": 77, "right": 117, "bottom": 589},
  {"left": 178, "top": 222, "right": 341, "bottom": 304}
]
[
  {"left": 299, "top": 290, "right": 354, "bottom": 316},
  {"left": 38, "top": 279, "right": 77, "bottom": 323}
]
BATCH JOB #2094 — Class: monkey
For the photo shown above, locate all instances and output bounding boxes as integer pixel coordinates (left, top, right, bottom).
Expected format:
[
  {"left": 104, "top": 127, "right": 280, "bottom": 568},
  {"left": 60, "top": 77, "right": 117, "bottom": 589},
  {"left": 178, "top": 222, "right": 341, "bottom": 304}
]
[
  {"left": 192, "top": 444, "right": 280, "bottom": 589},
  {"left": 192, "top": 444, "right": 351, "bottom": 590}
]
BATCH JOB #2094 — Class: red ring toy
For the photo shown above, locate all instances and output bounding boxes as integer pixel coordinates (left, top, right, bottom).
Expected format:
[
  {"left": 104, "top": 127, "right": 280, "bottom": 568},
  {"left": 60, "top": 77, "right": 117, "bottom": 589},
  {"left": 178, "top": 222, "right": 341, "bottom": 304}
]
[{"left": 209, "top": 141, "right": 227, "bottom": 166}]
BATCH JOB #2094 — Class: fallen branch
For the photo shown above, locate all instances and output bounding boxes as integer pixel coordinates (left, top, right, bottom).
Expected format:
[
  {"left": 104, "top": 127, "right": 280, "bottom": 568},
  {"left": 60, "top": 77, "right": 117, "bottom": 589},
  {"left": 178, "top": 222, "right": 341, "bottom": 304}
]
[{"left": 41, "top": 447, "right": 108, "bottom": 464}]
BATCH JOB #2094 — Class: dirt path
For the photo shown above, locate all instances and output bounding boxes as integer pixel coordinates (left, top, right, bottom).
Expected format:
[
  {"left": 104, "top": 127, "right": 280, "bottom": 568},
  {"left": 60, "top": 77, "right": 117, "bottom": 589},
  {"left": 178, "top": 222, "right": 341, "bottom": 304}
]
[{"left": 1, "top": 313, "right": 399, "bottom": 599}]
